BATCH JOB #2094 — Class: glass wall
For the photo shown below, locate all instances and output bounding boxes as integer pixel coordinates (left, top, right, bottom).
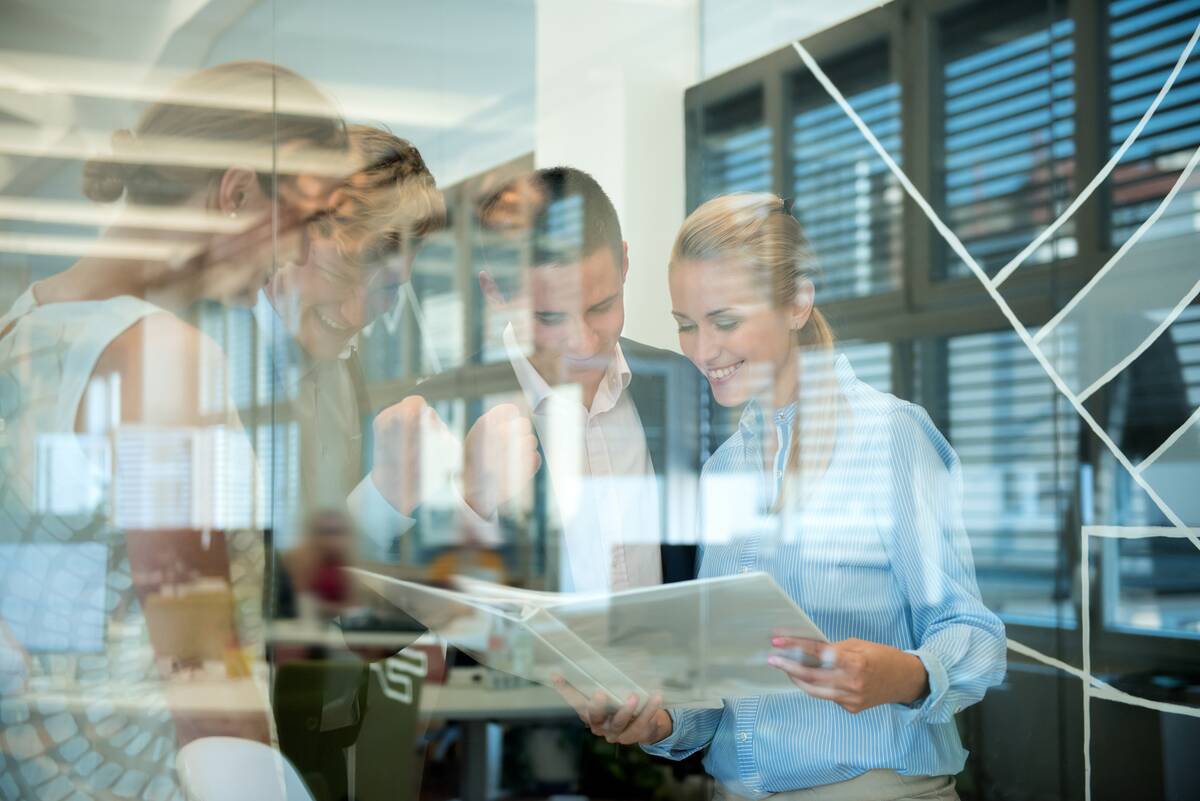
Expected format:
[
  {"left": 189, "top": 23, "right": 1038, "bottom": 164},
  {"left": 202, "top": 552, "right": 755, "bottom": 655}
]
[{"left": 1, "top": 1, "right": 1197, "bottom": 800}]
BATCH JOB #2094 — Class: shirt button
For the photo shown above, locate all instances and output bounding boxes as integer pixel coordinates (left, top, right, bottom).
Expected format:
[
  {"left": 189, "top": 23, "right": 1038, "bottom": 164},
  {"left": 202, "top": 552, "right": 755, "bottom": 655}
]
[
  {"left": 739, "top": 567, "right": 750, "bottom": 574},
  {"left": 738, "top": 731, "right": 750, "bottom": 743}
]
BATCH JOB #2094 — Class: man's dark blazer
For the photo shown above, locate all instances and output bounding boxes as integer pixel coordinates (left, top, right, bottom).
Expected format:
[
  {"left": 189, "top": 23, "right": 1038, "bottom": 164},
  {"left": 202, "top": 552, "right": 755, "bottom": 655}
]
[{"left": 403, "top": 336, "right": 710, "bottom": 586}]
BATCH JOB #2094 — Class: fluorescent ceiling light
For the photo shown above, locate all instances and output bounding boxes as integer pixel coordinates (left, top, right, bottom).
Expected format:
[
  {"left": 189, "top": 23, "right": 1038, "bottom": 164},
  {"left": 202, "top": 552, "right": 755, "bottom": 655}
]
[
  {"left": 0, "top": 232, "right": 199, "bottom": 262},
  {"left": 0, "top": 124, "right": 357, "bottom": 178},
  {"left": 0, "top": 51, "right": 490, "bottom": 129},
  {"left": 0, "top": 196, "right": 246, "bottom": 234}
]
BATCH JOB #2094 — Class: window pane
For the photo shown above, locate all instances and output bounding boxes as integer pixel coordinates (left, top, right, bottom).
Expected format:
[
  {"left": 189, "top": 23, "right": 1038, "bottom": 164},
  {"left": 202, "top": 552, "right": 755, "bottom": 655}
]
[
  {"left": 1108, "top": 0, "right": 1200, "bottom": 246},
  {"left": 838, "top": 340, "right": 893, "bottom": 394},
  {"left": 1100, "top": 304, "right": 1200, "bottom": 637},
  {"left": 697, "top": 90, "right": 772, "bottom": 201},
  {"left": 939, "top": 3, "right": 1077, "bottom": 278},
  {"left": 792, "top": 49, "right": 903, "bottom": 301},
  {"left": 1105, "top": 536, "right": 1200, "bottom": 636},
  {"left": 924, "top": 329, "right": 1079, "bottom": 625}
]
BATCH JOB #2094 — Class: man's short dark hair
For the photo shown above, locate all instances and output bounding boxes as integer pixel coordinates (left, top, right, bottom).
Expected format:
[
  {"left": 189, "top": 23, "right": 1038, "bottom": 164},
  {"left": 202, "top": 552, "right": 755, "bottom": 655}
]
[{"left": 475, "top": 166, "right": 623, "bottom": 296}]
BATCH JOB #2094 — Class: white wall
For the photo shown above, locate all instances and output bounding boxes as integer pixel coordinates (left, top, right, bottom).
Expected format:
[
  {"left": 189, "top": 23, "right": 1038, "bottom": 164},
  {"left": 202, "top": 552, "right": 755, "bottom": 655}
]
[
  {"left": 536, "top": 0, "right": 700, "bottom": 352},
  {"left": 700, "top": 0, "right": 890, "bottom": 77},
  {"left": 534, "top": 0, "right": 893, "bottom": 351}
]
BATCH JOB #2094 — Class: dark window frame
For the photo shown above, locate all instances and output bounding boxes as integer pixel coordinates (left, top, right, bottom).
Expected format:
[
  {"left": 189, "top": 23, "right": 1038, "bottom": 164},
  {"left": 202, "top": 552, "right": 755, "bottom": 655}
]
[{"left": 683, "top": 0, "right": 1200, "bottom": 668}]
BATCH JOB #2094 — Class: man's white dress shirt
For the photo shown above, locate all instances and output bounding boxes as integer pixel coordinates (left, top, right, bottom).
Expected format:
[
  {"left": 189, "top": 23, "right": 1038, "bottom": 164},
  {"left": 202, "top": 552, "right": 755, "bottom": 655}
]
[
  {"left": 502, "top": 325, "right": 661, "bottom": 594},
  {"left": 348, "top": 324, "right": 664, "bottom": 594}
]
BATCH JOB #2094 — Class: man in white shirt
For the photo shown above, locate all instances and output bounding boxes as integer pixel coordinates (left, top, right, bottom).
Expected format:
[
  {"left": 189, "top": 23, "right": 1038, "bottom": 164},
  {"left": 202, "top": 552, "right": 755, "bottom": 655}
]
[{"left": 372, "top": 167, "right": 706, "bottom": 593}]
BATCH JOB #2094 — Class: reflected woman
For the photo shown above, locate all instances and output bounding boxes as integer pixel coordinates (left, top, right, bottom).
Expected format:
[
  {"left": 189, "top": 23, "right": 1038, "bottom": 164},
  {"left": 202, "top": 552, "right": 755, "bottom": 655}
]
[
  {"left": 565, "top": 193, "right": 1006, "bottom": 801},
  {"left": 0, "top": 61, "right": 346, "bottom": 800}
]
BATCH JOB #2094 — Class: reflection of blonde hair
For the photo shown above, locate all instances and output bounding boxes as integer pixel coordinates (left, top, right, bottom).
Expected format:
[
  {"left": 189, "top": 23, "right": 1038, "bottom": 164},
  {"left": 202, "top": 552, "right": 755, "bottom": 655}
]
[
  {"left": 82, "top": 60, "right": 347, "bottom": 206},
  {"left": 671, "top": 192, "right": 838, "bottom": 510},
  {"left": 317, "top": 125, "right": 447, "bottom": 258}
]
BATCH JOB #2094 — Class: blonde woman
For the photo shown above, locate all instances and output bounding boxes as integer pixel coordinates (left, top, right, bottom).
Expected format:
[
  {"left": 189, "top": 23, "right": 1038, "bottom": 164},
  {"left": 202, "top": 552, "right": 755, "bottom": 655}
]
[{"left": 563, "top": 193, "right": 1006, "bottom": 801}]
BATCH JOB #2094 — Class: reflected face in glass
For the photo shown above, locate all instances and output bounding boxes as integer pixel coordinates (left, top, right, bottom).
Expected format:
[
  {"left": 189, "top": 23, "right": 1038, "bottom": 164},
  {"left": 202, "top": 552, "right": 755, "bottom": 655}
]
[
  {"left": 198, "top": 171, "right": 343, "bottom": 310},
  {"left": 273, "top": 233, "right": 411, "bottom": 360},
  {"left": 510, "top": 246, "right": 627, "bottom": 388},
  {"left": 671, "top": 258, "right": 798, "bottom": 408}
]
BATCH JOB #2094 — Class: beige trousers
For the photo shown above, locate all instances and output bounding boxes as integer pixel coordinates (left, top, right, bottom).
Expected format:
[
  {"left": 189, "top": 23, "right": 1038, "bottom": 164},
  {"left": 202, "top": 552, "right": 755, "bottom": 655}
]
[{"left": 713, "top": 770, "right": 959, "bottom": 801}]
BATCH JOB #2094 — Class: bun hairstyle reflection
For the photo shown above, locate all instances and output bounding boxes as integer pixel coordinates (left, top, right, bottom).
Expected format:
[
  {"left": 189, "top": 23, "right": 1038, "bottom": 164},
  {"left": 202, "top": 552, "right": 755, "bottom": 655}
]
[
  {"left": 80, "top": 60, "right": 347, "bottom": 207},
  {"left": 670, "top": 192, "right": 838, "bottom": 511}
]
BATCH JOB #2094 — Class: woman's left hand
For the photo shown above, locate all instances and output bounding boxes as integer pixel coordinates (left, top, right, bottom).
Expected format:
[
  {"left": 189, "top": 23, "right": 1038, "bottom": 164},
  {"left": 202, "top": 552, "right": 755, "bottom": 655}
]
[{"left": 767, "top": 636, "right": 929, "bottom": 714}]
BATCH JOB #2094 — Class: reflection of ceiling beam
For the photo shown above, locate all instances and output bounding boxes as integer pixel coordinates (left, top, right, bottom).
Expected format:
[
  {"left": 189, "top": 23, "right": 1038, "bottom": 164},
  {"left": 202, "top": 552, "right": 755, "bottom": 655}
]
[
  {"left": 0, "top": 124, "right": 357, "bottom": 177},
  {"left": 0, "top": 196, "right": 246, "bottom": 234},
  {"left": 0, "top": 51, "right": 489, "bottom": 129},
  {"left": 0, "top": 232, "right": 199, "bottom": 262}
]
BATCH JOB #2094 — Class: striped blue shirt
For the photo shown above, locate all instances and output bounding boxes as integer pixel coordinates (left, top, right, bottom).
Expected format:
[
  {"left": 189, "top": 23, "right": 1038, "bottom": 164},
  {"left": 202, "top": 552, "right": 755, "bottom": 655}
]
[{"left": 643, "top": 355, "right": 1006, "bottom": 797}]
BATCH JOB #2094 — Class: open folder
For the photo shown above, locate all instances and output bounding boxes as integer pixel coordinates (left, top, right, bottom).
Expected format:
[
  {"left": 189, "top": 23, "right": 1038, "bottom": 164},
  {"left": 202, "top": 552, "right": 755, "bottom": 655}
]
[{"left": 349, "top": 568, "right": 826, "bottom": 709}]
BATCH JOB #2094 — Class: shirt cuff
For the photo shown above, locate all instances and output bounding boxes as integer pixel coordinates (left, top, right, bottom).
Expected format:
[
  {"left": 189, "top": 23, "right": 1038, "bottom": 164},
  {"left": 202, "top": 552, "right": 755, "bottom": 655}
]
[
  {"left": 640, "top": 708, "right": 715, "bottom": 761},
  {"left": 897, "top": 646, "right": 953, "bottom": 725},
  {"left": 347, "top": 474, "right": 416, "bottom": 560},
  {"left": 395, "top": 477, "right": 505, "bottom": 549},
  {"left": 444, "top": 481, "right": 505, "bottom": 547}
]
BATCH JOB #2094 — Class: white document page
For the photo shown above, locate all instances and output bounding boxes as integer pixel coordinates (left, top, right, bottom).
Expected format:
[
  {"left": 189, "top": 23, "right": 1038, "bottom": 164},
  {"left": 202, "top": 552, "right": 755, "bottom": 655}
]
[{"left": 350, "top": 569, "right": 826, "bottom": 708}]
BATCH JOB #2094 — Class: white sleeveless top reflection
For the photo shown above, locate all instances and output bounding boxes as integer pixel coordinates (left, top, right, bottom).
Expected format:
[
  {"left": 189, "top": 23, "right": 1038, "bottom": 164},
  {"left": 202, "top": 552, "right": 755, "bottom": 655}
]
[{"left": 0, "top": 288, "right": 269, "bottom": 801}]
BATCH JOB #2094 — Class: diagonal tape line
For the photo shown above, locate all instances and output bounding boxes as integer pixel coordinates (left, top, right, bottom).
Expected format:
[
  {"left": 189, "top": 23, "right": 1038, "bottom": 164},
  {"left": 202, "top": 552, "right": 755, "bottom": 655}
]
[
  {"left": 1033, "top": 142, "right": 1200, "bottom": 346},
  {"left": 1007, "top": 638, "right": 1100, "bottom": 685},
  {"left": 1076, "top": 274, "right": 1200, "bottom": 403},
  {"left": 1135, "top": 405, "right": 1200, "bottom": 474},
  {"left": 791, "top": 40, "right": 1200, "bottom": 557},
  {"left": 1009, "top": 638, "right": 1200, "bottom": 719},
  {"left": 1090, "top": 683, "right": 1200, "bottom": 719},
  {"left": 990, "top": 18, "right": 1200, "bottom": 289},
  {"left": 1084, "top": 524, "right": 1200, "bottom": 538}
]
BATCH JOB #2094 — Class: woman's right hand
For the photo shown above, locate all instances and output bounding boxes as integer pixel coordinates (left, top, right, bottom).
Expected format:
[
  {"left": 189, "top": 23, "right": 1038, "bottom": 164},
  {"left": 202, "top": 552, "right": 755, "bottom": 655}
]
[{"left": 552, "top": 676, "right": 672, "bottom": 745}]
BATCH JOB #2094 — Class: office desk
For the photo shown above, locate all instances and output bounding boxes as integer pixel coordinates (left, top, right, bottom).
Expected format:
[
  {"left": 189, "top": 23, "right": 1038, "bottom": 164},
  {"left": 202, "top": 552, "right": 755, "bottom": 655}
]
[
  {"left": 8, "top": 670, "right": 575, "bottom": 801},
  {"left": 422, "top": 671, "right": 577, "bottom": 801},
  {"left": 267, "top": 620, "right": 421, "bottom": 651}
]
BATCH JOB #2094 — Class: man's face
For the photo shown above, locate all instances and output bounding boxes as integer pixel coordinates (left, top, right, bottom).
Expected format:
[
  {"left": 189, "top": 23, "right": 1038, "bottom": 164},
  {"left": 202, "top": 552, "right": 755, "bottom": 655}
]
[{"left": 503, "top": 246, "right": 627, "bottom": 389}]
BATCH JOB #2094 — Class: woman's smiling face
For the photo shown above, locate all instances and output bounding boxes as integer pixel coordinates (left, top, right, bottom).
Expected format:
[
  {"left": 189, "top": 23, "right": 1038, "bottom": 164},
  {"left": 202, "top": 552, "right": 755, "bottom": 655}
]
[{"left": 670, "top": 257, "right": 810, "bottom": 408}]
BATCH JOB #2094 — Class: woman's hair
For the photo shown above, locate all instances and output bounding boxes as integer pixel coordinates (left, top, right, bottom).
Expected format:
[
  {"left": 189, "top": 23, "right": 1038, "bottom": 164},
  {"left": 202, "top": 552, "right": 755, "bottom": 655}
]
[
  {"left": 317, "top": 124, "right": 447, "bottom": 258},
  {"left": 670, "top": 192, "right": 838, "bottom": 510},
  {"left": 82, "top": 60, "right": 347, "bottom": 207}
]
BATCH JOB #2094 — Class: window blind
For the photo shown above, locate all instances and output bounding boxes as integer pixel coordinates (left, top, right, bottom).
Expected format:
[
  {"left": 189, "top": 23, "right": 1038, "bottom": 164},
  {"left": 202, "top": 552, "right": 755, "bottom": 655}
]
[{"left": 940, "top": 2, "right": 1077, "bottom": 277}]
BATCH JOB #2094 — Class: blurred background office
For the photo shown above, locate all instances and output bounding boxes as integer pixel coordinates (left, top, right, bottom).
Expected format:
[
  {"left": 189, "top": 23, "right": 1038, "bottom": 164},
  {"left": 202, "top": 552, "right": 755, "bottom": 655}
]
[{"left": 1, "top": 1, "right": 1198, "bottom": 800}]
